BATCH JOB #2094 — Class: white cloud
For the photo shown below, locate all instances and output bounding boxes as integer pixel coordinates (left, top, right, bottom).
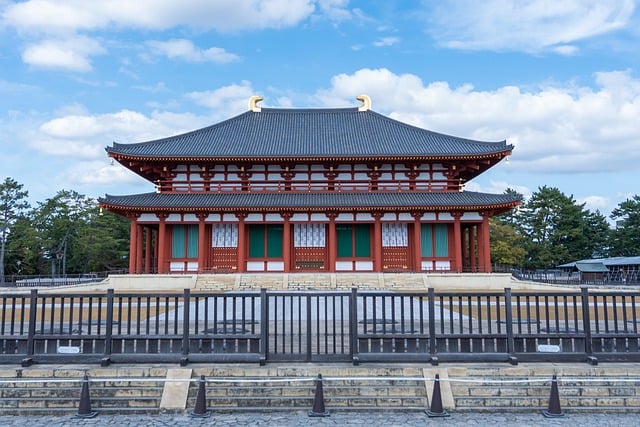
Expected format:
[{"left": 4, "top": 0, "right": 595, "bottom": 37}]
[
  {"left": 372, "top": 36, "right": 400, "bottom": 47},
  {"left": 465, "top": 179, "right": 531, "bottom": 199},
  {"left": 21, "top": 36, "right": 105, "bottom": 72},
  {"left": 35, "top": 109, "right": 206, "bottom": 160},
  {"left": 316, "top": 0, "right": 352, "bottom": 22},
  {"left": 146, "top": 39, "right": 240, "bottom": 63},
  {"left": 61, "top": 161, "right": 138, "bottom": 187},
  {"left": 315, "top": 68, "right": 640, "bottom": 175},
  {"left": 578, "top": 195, "right": 611, "bottom": 212},
  {"left": 2, "top": 0, "right": 319, "bottom": 34},
  {"left": 185, "top": 81, "right": 256, "bottom": 117},
  {"left": 427, "top": 0, "right": 636, "bottom": 54},
  {"left": 3, "top": 0, "right": 325, "bottom": 70}
]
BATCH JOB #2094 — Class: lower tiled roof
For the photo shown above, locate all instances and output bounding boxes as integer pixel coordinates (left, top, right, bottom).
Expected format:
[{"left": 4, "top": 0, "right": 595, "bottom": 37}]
[{"left": 99, "top": 191, "right": 519, "bottom": 213}]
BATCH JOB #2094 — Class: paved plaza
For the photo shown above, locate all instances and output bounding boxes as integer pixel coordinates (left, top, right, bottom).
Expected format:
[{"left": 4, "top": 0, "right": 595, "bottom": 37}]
[{"left": 0, "top": 411, "right": 639, "bottom": 427}]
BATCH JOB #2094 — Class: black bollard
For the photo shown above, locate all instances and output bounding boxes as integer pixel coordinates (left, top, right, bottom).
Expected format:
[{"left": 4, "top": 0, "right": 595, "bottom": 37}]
[
  {"left": 541, "top": 374, "right": 565, "bottom": 418},
  {"left": 308, "top": 374, "right": 330, "bottom": 417},
  {"left": 190, "top": 375, "right": 211, "bottom": 418},
  {"left": 75, "top": 374, "right": 98, "bottom": 418},
  {"left": 425, "top": 373, "right": 450, "bottom": 418}
]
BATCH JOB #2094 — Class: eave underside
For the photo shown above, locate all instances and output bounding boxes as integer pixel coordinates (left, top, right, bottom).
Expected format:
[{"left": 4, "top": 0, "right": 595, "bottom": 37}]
[
  {"left": 109, "top": 152, "right": 512, "bottom": 185},
  {"left": 99, "top": 191, "right": 520, "bottom": 216}
]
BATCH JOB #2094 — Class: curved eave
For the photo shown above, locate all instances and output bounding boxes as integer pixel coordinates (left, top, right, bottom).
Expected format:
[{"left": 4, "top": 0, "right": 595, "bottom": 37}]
[
  {"left": 99, "top": 194, "right": 520, "bottom": 215},
  {"left": 107, "top": 150, "right": 512, "bottom": 163},
  {"left": 100, "top": 202, "right": 519, "bottom": 214}
]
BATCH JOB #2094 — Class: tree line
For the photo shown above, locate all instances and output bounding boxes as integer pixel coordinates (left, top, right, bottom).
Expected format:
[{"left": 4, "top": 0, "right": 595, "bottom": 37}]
[
  {"left": 491, "top": 186, "right": 640, "bottom": 270},
  {"left": 2, "top": 177, "right": 640, "bottom": 282},
  {"left": 0, "top": 177, "right": 129, "bottom": 283}
]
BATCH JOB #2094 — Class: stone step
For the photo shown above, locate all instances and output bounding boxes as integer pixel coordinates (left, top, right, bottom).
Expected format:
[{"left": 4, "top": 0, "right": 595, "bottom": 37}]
[
  {"left": 448, "top": 373, "right": 640, "bottom": 413},
  {"left": 187, "top": 376, "right": 428, "bottom": 412},
  {"left": 0, "top": 377, "right": 165, "bottom": 415}
]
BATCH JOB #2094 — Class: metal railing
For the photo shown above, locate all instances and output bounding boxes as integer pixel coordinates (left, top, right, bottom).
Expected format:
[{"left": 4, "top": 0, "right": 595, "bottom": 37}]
[{"left": 0, "top": 288, "right": 638, "bottom": 366}]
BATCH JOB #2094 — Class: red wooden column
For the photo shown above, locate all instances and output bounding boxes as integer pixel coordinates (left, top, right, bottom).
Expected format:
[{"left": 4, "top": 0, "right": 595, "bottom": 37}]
[
  {"left": 469, "top": 225, "right": 477, "bottom": 273},
  {"left": 372, "top": 212, "right": 383, "bottom": 272},
  {"left": 327, "top": 211, "right": 338, "bottom": 272},
  {"left": 236, "top": 212, "right": 247, "bottom": 273},
  {"left": 144, "top": 226, "right": 152, "bottom": 273},
  {"left": 411, "top": 212, "right": 423, "bottom": 272},
  {"left": 281, "top": 213, "right": 292, "bottom": 272},
  {"left": 135, "top": 223, "right": 143, "bottom": 274},
  {"left": 128, "top": 215, "right": 138, "bottom": 274},
  {"left": 157, "top": 213, "right": 168, "bottom": 274},
  {"left": 197, "top": 213, "right": 207, "bottom": 273},
  {"left": 480, "top": 213, "right": 492, "bottom": 273},
  {"left": 452, "top": 212, "right": 463, "bottom": 273}
]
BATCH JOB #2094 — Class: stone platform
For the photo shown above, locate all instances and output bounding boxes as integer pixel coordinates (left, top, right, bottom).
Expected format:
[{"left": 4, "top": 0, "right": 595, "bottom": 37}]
[{"left": 61, "top": 272, "right": 574, "bottom": 293}]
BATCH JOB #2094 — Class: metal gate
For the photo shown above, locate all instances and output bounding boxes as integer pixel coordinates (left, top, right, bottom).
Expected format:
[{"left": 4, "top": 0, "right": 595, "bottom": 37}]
[{"left": 264, "top": 291, "right": 353, "bottom": 362}]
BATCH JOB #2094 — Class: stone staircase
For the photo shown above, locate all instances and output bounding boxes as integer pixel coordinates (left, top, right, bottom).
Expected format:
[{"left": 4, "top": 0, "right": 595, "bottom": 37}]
[
  {"left": 0, "top": 366, "right": 167, "bottom": 415},
  {"left": 1, "top": 363, "right": 640, "bottom": 415},
  {"left": 448, "top": 364, "right": 640, "bottom": 413},
  {"left": 187, "top": 366, "right": 430, "bottom": 412}
]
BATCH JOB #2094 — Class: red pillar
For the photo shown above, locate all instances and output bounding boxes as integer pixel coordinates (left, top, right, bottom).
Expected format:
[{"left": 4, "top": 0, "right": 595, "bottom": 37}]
[
  {"left": 480, "top": 213, "right": 492, "bottom": 273},
  {"left": 282, "top": 213, "right": 292, "bottom": 272},
  {"left": 135, "top": 224, "right": 143, "bottom": 274},
  {"left": 327, "top": 212, "right": 337, "bottom": 272},
  {"left": 373, "top": 213, "right": 383, "bottom": 272},
  {"left": 412, "top": 212, "right": 423, "bottom": 272},
  {"left": 128, "top": 216, "right": 137, "bottom": 274},
  {"left": 452, "top": 212, "right": 463, "bottom": 273},
  {"left": 144, "top": 226, "right": 152, "bottom": 273},
  {"left": 236, "top": 213, "right": 247, "bottom": 273},
  {"left": 197, "top": 213, "right": 207, "bottom": 273},
  {"left": 469, "top": 225, "right": 477, "bottom": 273},
  {"left": 157, "top": 214, "right": 167, "bottom": 274}
]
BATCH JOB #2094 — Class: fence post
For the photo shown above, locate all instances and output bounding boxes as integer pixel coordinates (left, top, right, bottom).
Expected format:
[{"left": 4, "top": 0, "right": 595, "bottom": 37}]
[
  {"left": 259, "top": 288, "right": 268, "bottom": 365},
  {"left": 428, "top": 288, "right": 437, "bottom": 365},
  {"left": 350, "top": 288, "right": 358, "bottom": 365},
  {"left": 504, "top": 288, "right": 517, "bottom": 365},
  {"left": 22, "top": 289, "right": 38, "bottom": 367},
  {"left": 101, "top": 289, "right": 114, "bottom": 366},
  {"left": 581, "top": 287, "right": 596, "bottom": 365},
  {"left": 306, "top": 294, "right": 313, "bottom": 362},
  {"left": 181, "top": 288, "right": 190, "bottom": 366}
]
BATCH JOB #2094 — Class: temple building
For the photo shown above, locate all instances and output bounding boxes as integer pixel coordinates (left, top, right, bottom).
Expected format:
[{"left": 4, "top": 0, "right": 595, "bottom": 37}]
[{"left": 99, "top": 95, "right": 519, "bottom": 275}]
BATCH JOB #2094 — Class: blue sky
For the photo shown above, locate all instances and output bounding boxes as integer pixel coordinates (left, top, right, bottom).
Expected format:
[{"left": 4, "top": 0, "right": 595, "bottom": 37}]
[{"left": 1, "top": 0, "right": 639, "bottom": 219}]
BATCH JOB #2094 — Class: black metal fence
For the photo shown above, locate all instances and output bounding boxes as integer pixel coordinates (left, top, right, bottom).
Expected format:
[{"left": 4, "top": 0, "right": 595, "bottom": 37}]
[
  {"left": 513, "top": 269, "right": 640, "bottom": 286},
  {"left": 1, "top": 288, "right": 638, "bottom": 366},
  {"left": 2, "top": 272, "right": 110, "bottom": 288}
]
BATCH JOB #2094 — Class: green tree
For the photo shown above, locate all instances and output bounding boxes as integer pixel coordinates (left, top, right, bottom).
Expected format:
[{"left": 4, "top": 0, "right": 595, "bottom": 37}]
[
  {"left": 76, "top": 209, "right": 129, "bottom": 272},
  {"left": 496, "top": 188, "right": 525, "bottom": 226},
  {"left": 0, "top": 178, "right": 30, "bottom": 283},
  {"left": 610, "top": 195, "right": 640, "bottom": 256},
  {"left": 516, "top": 186, "right": 608, "bottom": 269},
  {"left": 489, "top": 188, "right": 526, "bottom": 268},
  {"left": 583, "top": 210, "right": 611, "bottom": 259},
  {"left": 31, "top": 190, "right": 95, "bottom": 276},
  {"left": 490, "top": 218, "right": 526, "bottom": 266},
  {"left": 4, "top": 215, "right": 41, "bottom": 275}
]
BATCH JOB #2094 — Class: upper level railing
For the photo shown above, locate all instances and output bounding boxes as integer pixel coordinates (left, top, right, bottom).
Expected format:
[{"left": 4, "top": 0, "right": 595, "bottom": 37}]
[{"left": 156, "top": 178, "right": 458, "bottom": 193}]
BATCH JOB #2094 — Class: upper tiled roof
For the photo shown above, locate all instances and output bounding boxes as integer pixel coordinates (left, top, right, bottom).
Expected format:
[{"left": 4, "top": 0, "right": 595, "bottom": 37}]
[
  {"left": 106, "top": 108, "right": 512, "bottom": 160},
  {"left": 99, "top": 191, "right": 520, "bottom": 212}
]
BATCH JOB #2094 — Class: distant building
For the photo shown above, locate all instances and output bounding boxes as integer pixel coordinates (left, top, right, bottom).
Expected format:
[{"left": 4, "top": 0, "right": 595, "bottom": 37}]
[
  {"left": 99, "top": 96, "right": 519, "bottom": 274},
  {"left": 558, "top": 257, "right": 640, "bottom": 284}
]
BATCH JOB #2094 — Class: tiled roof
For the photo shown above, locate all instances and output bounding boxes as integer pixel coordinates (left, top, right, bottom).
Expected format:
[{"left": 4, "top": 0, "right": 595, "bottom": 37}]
[
  {"left": 558, "top": 257, "right": 640, "bottom": 268},
  {"left": 99, "top": 191, "right": 520, "bottom": 212},
  {"left": 106, "top": 108, "right": 512, "bottom": 159}
]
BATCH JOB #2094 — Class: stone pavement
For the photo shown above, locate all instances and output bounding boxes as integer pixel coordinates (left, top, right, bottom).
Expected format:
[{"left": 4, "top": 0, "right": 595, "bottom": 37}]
[{"left": 0, "top": 411, "right": 639, "bottom": 427}]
